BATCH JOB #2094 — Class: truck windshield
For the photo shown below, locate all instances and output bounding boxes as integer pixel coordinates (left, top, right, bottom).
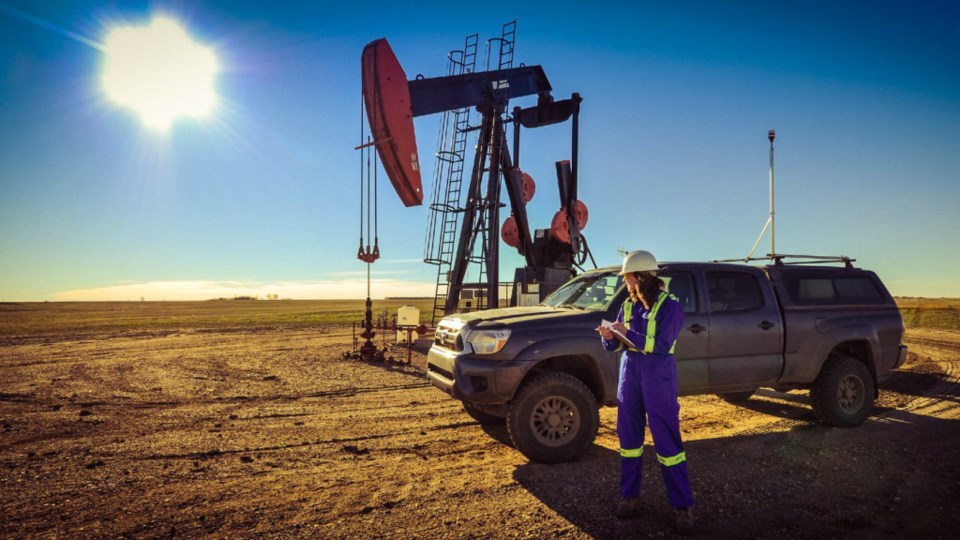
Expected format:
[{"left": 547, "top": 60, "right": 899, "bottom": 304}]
[{"left": 542, "top": 272, "right": 623, "bottom": 311}]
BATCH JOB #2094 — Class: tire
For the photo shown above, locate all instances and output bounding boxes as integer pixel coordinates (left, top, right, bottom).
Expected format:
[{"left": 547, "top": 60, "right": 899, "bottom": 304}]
[
  {"left": 810, "top": 356, "right": 875, "bottom": 428},
  {"left": 506, "top": 371, "right": 599, "bottom": 464},
  {"left": 717, "top": 390, "right": 755, "bottom": 404},
  {"left": 462, "top": 402, "right": 506, "bottom": 425}
]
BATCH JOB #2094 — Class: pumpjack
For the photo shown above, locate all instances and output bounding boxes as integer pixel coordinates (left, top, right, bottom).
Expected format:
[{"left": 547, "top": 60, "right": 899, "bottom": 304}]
[{"left": 358, "top": 26, "right": 594, "bottom": 327}]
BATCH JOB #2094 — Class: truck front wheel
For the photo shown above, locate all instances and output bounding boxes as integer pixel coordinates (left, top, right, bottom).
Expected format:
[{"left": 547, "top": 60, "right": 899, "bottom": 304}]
[
  {"left": 810, "top": 356, "right": 875, "bottom": 428},
  {"left": 506, "top": 372, "right": 599, "bottom": 464}
]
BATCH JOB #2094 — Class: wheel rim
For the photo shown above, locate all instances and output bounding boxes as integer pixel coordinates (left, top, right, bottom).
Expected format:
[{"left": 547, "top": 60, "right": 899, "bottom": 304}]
[
  {"left": 837, "top": 374, "right": 865, "bottom": 413},
  {"left": 529, "top": 396, "right": 580, "bottom": 447}
]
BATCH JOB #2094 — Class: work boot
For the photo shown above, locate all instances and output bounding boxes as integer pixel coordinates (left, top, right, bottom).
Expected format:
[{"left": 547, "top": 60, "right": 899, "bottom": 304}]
[
  {"left": 675, "top": 507, "right": 695, "bottom": 535},
  {"left": 615, "top": 498, "right": 642, "bottom": 519}
]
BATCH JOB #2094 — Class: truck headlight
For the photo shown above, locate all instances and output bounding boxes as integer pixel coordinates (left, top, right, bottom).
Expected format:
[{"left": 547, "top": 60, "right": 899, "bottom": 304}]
[{"left": 465, "top": 329, "right": 511, "bottom": 355}]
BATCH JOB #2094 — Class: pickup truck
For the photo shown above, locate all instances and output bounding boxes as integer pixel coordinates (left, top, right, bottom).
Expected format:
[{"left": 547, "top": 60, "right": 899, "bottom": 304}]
[{"left": 426, "top": 260, "right": 908, "bottom": 463}]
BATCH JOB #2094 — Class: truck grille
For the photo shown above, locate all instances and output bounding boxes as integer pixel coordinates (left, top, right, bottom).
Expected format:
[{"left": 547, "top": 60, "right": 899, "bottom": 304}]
[{"left": 433, "top": 323, "right": 463, "bottom": 352}]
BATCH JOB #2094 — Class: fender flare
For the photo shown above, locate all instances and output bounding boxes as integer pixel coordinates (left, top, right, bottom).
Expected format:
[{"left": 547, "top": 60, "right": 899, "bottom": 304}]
[
  {"left": 810, "top": 323, "right": 881, "bottom": 380},
  {"left": 506, "top": 336, "right": 612, "bottom": 403}
]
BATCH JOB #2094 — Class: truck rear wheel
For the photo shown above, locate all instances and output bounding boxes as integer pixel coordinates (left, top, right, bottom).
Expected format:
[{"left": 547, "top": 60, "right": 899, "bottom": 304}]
[
  {"left": 810, "top": 356, "right": 875, "bottom": 428},
  {"left": 462, "top": 402, "right": 505, "bottom": 425},
  {"left": 506, "top": 371, "right": 599, "bottom": 464}
]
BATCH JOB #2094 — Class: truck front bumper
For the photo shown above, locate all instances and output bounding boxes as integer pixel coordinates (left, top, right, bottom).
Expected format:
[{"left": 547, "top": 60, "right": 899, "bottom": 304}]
[{"left": 426, "top": 345, "right": 524, "bottom": 405}]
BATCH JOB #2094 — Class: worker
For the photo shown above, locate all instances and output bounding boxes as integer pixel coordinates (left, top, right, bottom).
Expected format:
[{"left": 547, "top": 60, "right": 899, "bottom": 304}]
[{"left": 596, "top": 250, "right": 695, "bottom": 534}]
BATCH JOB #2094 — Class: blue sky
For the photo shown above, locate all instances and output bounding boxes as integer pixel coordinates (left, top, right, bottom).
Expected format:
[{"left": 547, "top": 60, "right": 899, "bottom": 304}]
[{"left": 1, "top": 0, "right": 958, "bottom": 301}]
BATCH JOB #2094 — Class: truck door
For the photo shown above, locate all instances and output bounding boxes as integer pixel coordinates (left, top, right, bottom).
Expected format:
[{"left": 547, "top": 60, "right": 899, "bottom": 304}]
[
  {"left": 660, "top": 270, "right": 710, "bottom": 392},
  {"left": 705, "top": 269, "right": 783, "bottom": 387}
]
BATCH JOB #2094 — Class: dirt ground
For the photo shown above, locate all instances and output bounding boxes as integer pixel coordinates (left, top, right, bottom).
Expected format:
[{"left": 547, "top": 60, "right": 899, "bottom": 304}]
[{"left": 1, "top": 307, "right": 959, "bottom": 539}]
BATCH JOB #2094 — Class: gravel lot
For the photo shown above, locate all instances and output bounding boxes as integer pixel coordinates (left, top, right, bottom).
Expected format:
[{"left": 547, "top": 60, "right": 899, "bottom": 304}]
[{"left": 1, "top": 305, "right": 958, "bottom": 539}]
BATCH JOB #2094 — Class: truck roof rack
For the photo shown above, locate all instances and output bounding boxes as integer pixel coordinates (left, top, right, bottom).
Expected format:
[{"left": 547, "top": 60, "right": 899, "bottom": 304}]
[{"left": 713, "top": 254, "right": 856, "bottom": 269}]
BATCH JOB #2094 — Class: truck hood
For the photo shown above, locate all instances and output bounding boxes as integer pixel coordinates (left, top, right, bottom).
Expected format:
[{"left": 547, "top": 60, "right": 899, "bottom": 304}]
[{"left": 443, "top": 305, "right": 599, "bottom": 328}]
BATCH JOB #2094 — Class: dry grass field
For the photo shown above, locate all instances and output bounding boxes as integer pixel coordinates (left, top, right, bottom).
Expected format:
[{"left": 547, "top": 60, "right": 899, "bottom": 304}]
[
  {"left": 896, "top": 297, "right": 960, "bottom": 331},
  {"left": 0, "top": 299, "right": 436, "bottom": 336},
  {"left": 1, "top": 299, "right": 959, "bottom": 539}
]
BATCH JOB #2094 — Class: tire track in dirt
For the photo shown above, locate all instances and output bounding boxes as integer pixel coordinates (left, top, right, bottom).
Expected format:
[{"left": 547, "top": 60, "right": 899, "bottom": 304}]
[
  {"left": 117, "top": 418, "right": 484, "bottom": 463},
  {"left": 0, "top": 382, "right": 434, "bottom": 410},
  {"left": 890, "top": 335, "right": 960, "bottom": 420}
]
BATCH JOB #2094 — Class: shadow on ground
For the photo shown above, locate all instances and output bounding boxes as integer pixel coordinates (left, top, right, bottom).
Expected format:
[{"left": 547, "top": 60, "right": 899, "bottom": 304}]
[{"left": 512, "top": 409, "right": 960, "bottom": 539}]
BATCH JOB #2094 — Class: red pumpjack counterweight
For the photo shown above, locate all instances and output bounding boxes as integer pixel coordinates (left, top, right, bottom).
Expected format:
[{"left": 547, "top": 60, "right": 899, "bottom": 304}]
[{"left": 361, "top": 39, "right": 424, "bottom": 207}]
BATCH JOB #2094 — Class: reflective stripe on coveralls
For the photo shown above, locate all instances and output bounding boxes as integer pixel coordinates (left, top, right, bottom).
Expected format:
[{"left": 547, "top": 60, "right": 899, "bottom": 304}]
[
  {"left": 657, "top": 451, "right": 687, "bottom": 466},
  {"left": 620, "top": 447, "right": 643, "bottom": 458},
  {"left": 621, "top": 292, "right": 678, "bottom": 354}
]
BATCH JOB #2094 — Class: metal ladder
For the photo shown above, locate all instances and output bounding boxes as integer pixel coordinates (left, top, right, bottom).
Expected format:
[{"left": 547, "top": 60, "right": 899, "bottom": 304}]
[
  {"left": 424, "top": 33, "right": 479, "bottom": 324},
  {"left": 501, "top": 21, "right": 516, "bottom": 70}
]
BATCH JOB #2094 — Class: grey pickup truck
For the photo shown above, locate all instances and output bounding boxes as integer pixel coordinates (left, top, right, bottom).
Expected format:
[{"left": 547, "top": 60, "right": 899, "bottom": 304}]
[{"left": 426, "top": 259, "right": 908, "bottom": 463}]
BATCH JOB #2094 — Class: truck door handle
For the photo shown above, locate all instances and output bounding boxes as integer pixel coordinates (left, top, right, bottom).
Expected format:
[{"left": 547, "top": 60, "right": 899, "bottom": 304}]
[
  {"left": 688, "top": 324, "right": 706, "bottom": 334},
  {"left": 758, "top": 321, "right": 776, "bottom": 330}
]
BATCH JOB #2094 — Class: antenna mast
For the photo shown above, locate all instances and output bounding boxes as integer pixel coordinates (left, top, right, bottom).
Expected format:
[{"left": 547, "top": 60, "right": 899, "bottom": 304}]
[
  {"left": 745, "top": 129, "right": 777, "bottom": 261},
  {"left": 719, "top": 131, "right": 855, "bottom": 267},
  {"left": 769, "top": 129, "right": 776, "bottom": 256}
]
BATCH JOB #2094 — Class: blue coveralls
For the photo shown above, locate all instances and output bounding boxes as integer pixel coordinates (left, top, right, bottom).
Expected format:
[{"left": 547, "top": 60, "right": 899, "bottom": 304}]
[{"left": 602, "top": 290, "right": 695, "bottom": 510}]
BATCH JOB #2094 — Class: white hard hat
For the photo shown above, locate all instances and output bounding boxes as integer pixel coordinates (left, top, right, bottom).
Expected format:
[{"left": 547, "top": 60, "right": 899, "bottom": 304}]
[{"left": 618, "top": 250, "right": 658, "bottom": 275}]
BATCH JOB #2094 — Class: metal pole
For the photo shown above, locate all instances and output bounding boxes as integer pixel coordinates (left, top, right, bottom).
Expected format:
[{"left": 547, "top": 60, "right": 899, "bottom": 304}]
[
  {"left": 769, "top": 129, "right": 776, "bottom": 256},
  {"left": 486, "top": 112, "right": 504, "bottom": 310},
  {"left": 570, "top": 93, "right": 581, "bottom": 202},
  {"left": 513, "top": 105, "right": 521, "bottom": 169}
]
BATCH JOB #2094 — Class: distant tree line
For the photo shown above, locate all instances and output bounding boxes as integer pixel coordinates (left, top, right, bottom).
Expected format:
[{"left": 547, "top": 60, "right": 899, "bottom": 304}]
[{"left": 207, "top": 294, "right": 287, "bottom": 301}]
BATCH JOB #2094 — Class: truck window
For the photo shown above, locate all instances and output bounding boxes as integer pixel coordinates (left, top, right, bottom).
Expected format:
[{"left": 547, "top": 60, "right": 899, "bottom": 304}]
[
  {"left": 660, "top": 272, "right": 698, "bottom": 314},
  {"left": 834, "top": 277, "right": 884, "bottom": 302},
  {"left": 784, "top": 274, "right": 885, "bottom": 305},
  {"left": 798, "top": 278, "right": 834, "bottom": 301},
  {"left": 542, "top": 272, "right": 623, "bottom": 311},
  {"left": 706, "top": 272, "right": 763, "bottom": 312}
]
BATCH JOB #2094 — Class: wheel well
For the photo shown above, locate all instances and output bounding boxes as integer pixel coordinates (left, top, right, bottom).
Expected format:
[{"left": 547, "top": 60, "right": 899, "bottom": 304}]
[
  {"left": 828, "top": 340, "right": 877, "bottom": 395},
  {"left": 527, "top": 355, "right": 604, "bottom": 404}
]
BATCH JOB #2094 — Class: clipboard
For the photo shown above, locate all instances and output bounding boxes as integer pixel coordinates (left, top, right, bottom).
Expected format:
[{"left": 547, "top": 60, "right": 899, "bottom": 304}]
[{"left": 601, "top": 319, "right": 636, "bottom": 349}]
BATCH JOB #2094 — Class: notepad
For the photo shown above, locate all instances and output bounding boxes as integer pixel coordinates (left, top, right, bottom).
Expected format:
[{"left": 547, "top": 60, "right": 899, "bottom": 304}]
[{"left": 601, "top": 319, "right": 636, "bottom": 349}]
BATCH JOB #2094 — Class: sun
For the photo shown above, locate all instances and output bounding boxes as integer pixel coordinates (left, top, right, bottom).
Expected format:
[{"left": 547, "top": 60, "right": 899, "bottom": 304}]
[{"left": 101, "top": 16, "right": 219, "bottom": 130}]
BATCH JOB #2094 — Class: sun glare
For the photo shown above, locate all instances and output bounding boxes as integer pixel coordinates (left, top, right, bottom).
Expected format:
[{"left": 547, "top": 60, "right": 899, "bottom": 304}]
[{"left": 101, "top": 17, "right": 219, "bottom": 130}]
